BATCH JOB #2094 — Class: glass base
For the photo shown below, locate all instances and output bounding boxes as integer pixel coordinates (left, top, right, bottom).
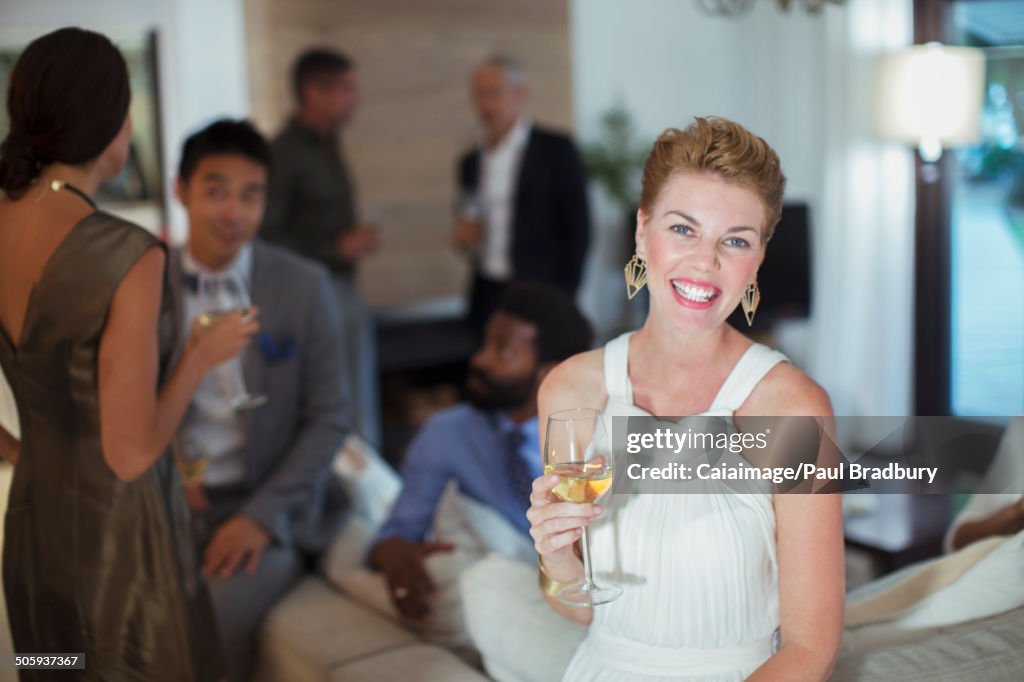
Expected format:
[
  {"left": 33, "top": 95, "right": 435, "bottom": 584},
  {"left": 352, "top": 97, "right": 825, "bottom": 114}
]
[
  {"left": 556, "top": 580, "right": 623, "bottom": 607},
  {"left": 232, "top": 393, "right": 267, "bottom": 410}
]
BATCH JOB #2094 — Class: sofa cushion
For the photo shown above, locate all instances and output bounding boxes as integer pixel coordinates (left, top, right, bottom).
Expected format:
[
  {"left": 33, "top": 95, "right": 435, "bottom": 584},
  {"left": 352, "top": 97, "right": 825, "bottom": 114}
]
[
  {"left": 832, "top": 605, "right": 1024, "bottom": 681},
  {"left": 256, "top": 577, "right": 416, "bottom": 682},
  {"left": 320, "top": 436, "right": 402, "bottom": 581},
  {"left": 843, "top": 531, "right": 1024, "bottom": 649},
  {"left": 329, "top": 484, "right": 535, "bottom": 653},
  {"left": 328, "top": 643, "right": 488, "bottom": 681},
  {"left": 332, "top": 435, "right": 402, "bottom": 531},
  {"left": 430, "top": 482, "right": 535, "bottom": 565},
  {"left": 460, "top": 553, "right": 587, "bottom": 682}
]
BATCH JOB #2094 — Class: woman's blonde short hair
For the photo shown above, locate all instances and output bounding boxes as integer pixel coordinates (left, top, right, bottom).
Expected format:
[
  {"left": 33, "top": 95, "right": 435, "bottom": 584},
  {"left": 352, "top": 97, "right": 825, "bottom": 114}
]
[{"left": 639, "top": 117, "right": 786, "bottom": 241}]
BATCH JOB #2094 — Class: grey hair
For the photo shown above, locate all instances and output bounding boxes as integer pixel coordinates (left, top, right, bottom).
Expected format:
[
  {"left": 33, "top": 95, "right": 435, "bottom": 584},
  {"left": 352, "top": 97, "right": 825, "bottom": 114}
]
[{"left": 478, "top": 54, "right": 527, "bottom": 88}]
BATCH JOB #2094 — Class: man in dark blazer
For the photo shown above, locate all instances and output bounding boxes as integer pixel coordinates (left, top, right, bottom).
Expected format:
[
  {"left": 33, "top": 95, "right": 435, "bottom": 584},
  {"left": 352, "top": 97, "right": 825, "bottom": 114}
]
[
  {"left": 169, "top": 119, "right": 348, "bottom": 682},
  {"left": 454, "top": 55, "right": 591, "bottom": 330}
]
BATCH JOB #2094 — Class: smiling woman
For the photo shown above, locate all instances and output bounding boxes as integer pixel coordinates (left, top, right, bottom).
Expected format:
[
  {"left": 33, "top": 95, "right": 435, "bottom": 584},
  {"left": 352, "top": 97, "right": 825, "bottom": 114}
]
[{"left": 527, "top": 116, "right": 844, "bottom": 681}]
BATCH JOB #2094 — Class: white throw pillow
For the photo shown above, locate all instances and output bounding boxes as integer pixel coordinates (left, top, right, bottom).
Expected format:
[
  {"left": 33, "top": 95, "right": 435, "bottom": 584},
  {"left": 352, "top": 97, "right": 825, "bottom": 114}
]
[
  {"left": 460, "top": 553, "right": 587, "bottom": 682},
  {"left": 330, "top": 483, "right": 535, "bottom": 658},
  {"left": 320, "top": 435, "right": 402, "bottom": 579},
  {"left": 843, "top": 530, "right": 1024, "bottom": 654}
]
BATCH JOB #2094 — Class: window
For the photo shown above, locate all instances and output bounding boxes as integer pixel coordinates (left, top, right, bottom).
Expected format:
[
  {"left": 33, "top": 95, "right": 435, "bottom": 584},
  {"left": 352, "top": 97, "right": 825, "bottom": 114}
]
[{"left": 914, "top": 0, "right": 1024, "bottom": 417}]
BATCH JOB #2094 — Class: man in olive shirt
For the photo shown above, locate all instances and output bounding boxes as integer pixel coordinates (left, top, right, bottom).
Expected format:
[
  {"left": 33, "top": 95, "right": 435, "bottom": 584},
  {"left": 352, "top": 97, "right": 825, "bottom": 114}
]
[{"left": 262, "top": 48, "right": 380, "bottom": 446}]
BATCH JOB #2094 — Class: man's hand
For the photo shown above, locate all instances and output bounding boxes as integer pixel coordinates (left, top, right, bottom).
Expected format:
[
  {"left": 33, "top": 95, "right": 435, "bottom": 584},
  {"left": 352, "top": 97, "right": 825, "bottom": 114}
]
[
  {"left": 203, "top": 514, "right": 272, "bottom": 579},
  {"left": 183, "top": 480, "right": 212, "bottom": 513},
  {"left": 452, "top": 219, "right": 482, "bottom": 253},
  {"left": 337, "top": 226, "right": 380, "bottom": 262},
  {"left": 369, "top": 536, "right": 455, "bottom": 623},
  {"left": 0, "top": 426, "right": 19, "bottom": 465}
]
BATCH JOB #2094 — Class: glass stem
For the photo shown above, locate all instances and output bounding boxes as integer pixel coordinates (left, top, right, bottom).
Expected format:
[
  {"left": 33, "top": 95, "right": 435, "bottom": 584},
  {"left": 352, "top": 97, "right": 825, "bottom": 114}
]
[{"left": 580, "top": 524, "right": 596, "bottom": 590}]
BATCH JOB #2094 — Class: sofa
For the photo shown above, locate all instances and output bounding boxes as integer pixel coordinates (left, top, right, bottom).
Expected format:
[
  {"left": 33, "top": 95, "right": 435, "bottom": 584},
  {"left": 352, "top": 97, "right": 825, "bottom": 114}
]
[
  {"left": 3, "top": 433, "right": 1024, "bottom": 681},
  {"left": 459, "top": 553, "right": 1024, "bottom": 682},
  {"left": 253, "top": 576, "right": 485, "bottom": 681},
  {"left": 256, "top": 435, "right": 1024, "bottom": 681},
  {"left": 0, "top": 442, "right": 488, "bottom": 682},
  {"left": 253, "top": 436, "right": 491, "bottom": 681}
]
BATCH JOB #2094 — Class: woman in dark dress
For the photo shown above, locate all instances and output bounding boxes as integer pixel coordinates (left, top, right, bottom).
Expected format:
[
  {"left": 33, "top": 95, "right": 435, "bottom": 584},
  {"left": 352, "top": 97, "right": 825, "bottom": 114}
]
[{"left": 0, "top": 28, "right": 257, "bottom": 680}]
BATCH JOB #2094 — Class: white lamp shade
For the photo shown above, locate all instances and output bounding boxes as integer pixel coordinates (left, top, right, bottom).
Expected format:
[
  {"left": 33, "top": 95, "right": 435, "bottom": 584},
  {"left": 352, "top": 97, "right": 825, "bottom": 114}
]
[{"left": 876, "top": 44, "right": 986, "bottom": 148}]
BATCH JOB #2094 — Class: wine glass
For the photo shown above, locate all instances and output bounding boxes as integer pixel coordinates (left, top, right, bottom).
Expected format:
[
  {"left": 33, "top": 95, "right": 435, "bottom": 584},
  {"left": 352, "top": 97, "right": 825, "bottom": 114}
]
[
  {"left": 454, "top": 191, "right": 483, "bottom": 253},
  {"left": 544, "top": 407, "right": 622, "bottom": 606},
  {"left": 173, "top": 431, "right": 208, "bottom": 485},
  {"left": 195, "top": 271, "right": 266, "bottom": 410}
]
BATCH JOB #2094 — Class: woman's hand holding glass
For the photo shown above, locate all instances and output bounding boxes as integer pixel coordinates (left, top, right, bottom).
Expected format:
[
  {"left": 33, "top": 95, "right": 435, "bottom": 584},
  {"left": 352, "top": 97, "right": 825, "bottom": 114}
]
[
  {"left": 185, "top": 307, "right": 260, "bottom": 371},
  {"left": 528, "top": 473, "right": 603, "bottom": 570},
  {"left": 530, "top": 407, "right": 622, "bottom": 606}
]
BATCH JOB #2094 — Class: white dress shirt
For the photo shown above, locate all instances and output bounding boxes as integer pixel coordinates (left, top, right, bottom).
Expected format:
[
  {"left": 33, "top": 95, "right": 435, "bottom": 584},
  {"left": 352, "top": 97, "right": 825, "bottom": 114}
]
[
  {"left": 478, "top": 117, "right": 531, "bottom": 281},
  {"left": 0, "top": 369, "right": 18, "bottom": 441},
  {"left": 178, "top": 244, "right": 253, "bottom": 487}
]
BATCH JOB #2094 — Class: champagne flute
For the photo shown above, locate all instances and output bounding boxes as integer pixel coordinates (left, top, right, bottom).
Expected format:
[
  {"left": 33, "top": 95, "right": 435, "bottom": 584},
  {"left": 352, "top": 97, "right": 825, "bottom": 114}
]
[
  {"left": 195, "top": 272, "right": 266, "bottom": 410},
  {"left": 544, "top": 407, "right": 622, "bottom": 606}
]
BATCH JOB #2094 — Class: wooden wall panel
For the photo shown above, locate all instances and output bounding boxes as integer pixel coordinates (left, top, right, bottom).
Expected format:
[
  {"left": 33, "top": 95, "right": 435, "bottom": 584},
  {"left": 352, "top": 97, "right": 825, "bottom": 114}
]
[{"left": 244, "top": 0, "right": 573, "bottom": 308}]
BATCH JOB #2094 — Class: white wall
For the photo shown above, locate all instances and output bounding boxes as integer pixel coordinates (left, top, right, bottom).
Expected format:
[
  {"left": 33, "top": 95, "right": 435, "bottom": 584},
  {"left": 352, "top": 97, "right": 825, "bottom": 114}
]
[
  {"left": 570, "top": 0, "right": 828, "bottom": 345},
  {"left": 0, "top": 0, "right": 251, "bottom": 242},
  {"left": 570, "top": 0, "right": 915, "bottom": 416}
]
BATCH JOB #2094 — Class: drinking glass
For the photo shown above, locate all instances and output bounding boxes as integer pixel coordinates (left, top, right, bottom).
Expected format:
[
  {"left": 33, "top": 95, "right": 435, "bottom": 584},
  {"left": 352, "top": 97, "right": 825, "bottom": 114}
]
[
  {"left": 195, "top": 271, "right": 266, "bottom": 410},
  {"left": 454, "top": 192, "right": 483, "bottom": 253},
  {"left": 544, "top": 407, "right": 622, "bottom": 606},
  {"left": 174, "top": 431, "right": 208, "bottom": 485},
  {"left": 455, "top": 190, "right": 483, "bottom": 222},
  {"left": 361, "top": 206, "right": 382, "bottom": 233}
]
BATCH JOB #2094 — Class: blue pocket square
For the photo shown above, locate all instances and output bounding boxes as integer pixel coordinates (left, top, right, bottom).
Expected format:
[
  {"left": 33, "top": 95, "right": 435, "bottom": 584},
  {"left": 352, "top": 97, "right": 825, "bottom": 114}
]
[{"left": 258, "top": 332, "right": 297, "bottom": 363}]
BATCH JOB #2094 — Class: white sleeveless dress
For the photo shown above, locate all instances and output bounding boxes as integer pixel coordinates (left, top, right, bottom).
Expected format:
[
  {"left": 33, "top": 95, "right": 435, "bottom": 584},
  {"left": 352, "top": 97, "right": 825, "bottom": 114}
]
[{"left": 562, "top": 332, "right": 789, "bottom": 681}]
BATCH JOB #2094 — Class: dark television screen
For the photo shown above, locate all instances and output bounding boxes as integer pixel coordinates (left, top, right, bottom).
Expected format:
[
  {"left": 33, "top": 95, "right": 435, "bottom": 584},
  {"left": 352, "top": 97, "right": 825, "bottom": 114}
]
[{"left": 727, "top": 202, "right": 811, "bottom": 330}]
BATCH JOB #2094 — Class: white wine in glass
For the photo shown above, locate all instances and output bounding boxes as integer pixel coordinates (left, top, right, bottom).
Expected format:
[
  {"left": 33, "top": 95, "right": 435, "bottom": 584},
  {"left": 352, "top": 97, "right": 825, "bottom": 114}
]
[
  {"left": 544, "top": 462, "right": 614, "bottom": 504},
  {"left": 196, "top": 273, "right": 265, "bottom": 410},
  {"left": 544, "top": 407, "right": 622, "bottom": 606}
]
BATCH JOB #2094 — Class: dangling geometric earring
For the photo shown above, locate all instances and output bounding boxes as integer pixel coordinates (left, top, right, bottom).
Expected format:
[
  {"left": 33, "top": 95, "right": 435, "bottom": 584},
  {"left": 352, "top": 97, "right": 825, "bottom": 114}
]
[
  {"left": 624, "top": 254, "right": 648, "bottom": 300},
  {"left": 740, "top": 281, "right": 761, "bottom": 326}
]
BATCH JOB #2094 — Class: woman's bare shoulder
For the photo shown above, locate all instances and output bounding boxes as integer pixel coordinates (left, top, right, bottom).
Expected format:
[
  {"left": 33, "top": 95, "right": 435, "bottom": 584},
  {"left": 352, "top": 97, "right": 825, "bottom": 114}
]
[
  {"left": 539, "top": 348, "right": 607, "bottom": 414},
  {"left": 744, "top": 360, "right": 833, "bottom": 417}
]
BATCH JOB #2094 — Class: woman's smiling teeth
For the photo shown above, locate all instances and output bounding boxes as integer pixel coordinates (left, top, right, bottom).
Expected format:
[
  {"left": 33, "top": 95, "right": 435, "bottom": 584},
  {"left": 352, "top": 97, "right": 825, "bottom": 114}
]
[{"left": 672, "top": 280, "right": 721, "bottom": 303}]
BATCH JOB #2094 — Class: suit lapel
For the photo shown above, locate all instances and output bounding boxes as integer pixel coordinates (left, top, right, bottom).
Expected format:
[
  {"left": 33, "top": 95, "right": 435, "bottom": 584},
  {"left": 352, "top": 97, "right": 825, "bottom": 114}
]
[
  {"left": 511, "top": 127, "right": 539, "bottom": 260},
  {"left": 244, "top": 241, "right": 271, "bottom": 404},
  {"left": 466, "top": 149, "right": 481, "bottom": 189}
]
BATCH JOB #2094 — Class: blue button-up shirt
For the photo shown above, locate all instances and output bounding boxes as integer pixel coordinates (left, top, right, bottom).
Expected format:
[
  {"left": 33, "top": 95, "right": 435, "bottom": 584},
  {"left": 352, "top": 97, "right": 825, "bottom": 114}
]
[{"left": 376, "top": 404, "right": 541, "bottom": 543}]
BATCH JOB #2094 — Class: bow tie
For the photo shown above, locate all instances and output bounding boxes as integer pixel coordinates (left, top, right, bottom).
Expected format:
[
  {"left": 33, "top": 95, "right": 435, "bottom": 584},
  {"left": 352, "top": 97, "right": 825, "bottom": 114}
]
[{"left": 181, "top": 272, "right": 240, "bottom": 295}]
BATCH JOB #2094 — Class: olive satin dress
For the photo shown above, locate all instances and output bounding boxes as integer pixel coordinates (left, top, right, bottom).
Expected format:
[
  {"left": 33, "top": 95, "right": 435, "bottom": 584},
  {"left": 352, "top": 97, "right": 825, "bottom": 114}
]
[{"left": 0, "top": 212, "right": 223, "bottom": 681}]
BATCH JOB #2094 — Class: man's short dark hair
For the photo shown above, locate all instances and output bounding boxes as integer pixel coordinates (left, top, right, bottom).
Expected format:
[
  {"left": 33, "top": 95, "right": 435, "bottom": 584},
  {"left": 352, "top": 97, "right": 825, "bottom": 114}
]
[
  {"left": 178, "top": 119, "right": 271, "bottom": 182},
  {"left": 495, "top": 283, "right": 594, "bottom": 364},
  {"left": 293, "top": 48, "right": 354, "bottom": 102}
]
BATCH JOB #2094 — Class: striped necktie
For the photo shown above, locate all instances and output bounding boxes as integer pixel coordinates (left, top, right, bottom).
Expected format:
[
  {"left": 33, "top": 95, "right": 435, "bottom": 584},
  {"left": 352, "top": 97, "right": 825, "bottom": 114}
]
[{"left": 503, "top": 422, "right": 532, "bottom": 512}]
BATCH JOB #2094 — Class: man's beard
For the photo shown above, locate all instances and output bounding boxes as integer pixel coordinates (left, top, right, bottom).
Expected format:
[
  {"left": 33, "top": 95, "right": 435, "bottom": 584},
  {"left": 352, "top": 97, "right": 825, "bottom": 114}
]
[{"left": 465, "top": 367, "right": 537, "bottom": 412}]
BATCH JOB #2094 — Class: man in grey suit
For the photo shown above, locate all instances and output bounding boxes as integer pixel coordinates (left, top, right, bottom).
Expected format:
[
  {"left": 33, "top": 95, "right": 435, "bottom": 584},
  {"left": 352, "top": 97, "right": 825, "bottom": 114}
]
[{"left": 170, "top": 119, "right": 348, "bottom": 681}]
